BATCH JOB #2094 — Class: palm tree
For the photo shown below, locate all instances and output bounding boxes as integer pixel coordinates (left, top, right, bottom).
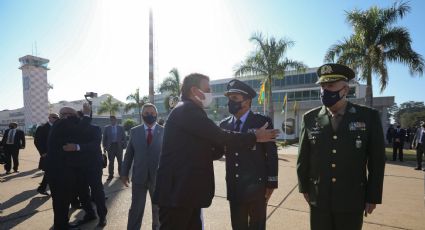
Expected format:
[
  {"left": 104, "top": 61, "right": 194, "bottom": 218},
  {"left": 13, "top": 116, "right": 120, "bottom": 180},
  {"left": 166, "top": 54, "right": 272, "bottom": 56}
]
[
  {"left": 235, "top": 32, "right": 307, "bottom": 119},
  {"left": 125, "top": 88, "right": 149, "bottom": 124},
  {"left": 159, "top": 68, "right": 182, "bottom": 111},
  {"left": 97, "top": 95, "right": 122, "bottom": 116},
  {"left": 324, "top": 1, "right": 423, "bottom": 106}
]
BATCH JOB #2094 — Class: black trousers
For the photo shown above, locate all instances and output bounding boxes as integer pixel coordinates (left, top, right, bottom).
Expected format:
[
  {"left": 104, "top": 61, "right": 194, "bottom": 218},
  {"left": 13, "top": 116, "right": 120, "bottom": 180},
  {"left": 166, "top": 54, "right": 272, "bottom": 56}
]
[
  {"left": 78, "top": 165, "right": 107, "bottom": 219},
  {"left": 229, "top": 198, "right": 266, "bottom": 230},
  {"left": 39, "top": 172, "right": 49, "bottom": 191},
  {"left": 159, "top": 206, "right": 202, "bottom": 230},
  {"left": 416, "top": 143, "right": 425, "bottom": 168},
  {"left": 107, "top": 142, "right": 123, "bottom": 176},
  {"left": 48, "top": 169, "right": 70, "bottom": 229},
  {"left": 3, "top": 145, "right": 19, "bottom": 172},
  {"left": 310, "top": 207, "right": 363, "bottom": 230},
  {"left": 392, "top": 142, "right": 404, "bottom": 161}
]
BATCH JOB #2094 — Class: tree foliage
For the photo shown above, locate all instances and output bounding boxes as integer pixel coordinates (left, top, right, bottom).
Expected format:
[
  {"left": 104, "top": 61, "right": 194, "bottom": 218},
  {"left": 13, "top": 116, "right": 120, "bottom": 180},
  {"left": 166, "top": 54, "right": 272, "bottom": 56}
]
[
  {"left": 97, "top": 95, "right": 122, "bottom": 116},
  {"left": 393, "top": 101, "right": 425, "bottom": 124},
  {"left": 325, "top": 1, "right": 423, "bottom": 106},
  {"left": 122, "top": 119, "right": 138, "bottom": 132},
  {"left": 159, "top": 68, "right": 182, "bottom": 112},
  {"left": 235, "top": 32, "right": 306, "bottom": 119},
  {"left": 125, "top": 88, "right": 149, "bottom": 124}
]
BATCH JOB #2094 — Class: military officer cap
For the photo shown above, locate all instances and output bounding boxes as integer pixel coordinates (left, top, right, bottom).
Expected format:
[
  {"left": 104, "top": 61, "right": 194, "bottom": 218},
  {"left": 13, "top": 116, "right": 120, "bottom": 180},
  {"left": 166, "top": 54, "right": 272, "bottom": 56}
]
[
  {"left": 224, "top": 79, "right": 257, "bottom": 99},
  {"left": 316, "top": 63, "right": 355, "bottom": 84}
]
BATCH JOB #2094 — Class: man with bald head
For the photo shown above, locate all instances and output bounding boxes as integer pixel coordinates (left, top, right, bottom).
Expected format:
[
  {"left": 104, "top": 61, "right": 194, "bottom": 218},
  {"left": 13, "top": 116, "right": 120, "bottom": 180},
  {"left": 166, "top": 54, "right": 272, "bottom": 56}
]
[{"left": 47, "top": 105, "right": 96, "bottom": 229}]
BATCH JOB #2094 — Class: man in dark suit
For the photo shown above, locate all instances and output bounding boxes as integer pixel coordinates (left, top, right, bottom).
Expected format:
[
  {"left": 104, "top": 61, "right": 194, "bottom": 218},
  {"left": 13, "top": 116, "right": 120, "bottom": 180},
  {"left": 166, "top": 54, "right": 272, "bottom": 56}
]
[
  {"left": 1, "top": 122, "right": 25, "bottom": 174},
  {"left": 297, "top": 64, "right": 386, "bottom": 230},
  {"left": 102, "top": 115, "right": 127, "bottom": 181},
  {"left": 153, "top": 73, "right": 280, "bottom": 230},
  {"left": 219, "top": 79, "right": 278, "bottom": 230},
  {"left": 46, "top": 105, "right": 96, "bottom": 230},
  {"left": 62, "top": 111, "right": 108, "bottom": 228},
  {"left": 392, "top": 124, "right": 406, "bottom": 161},
  {"left": 34, "top": 113, "right": 59, "bottom": 195}
]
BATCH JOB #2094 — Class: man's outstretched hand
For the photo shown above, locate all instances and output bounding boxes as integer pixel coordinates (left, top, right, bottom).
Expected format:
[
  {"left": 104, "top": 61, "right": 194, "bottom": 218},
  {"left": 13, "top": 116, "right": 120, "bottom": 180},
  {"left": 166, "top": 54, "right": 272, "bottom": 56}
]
[{"left": 255, "top": 122, "right": 280, "bottom": 142}]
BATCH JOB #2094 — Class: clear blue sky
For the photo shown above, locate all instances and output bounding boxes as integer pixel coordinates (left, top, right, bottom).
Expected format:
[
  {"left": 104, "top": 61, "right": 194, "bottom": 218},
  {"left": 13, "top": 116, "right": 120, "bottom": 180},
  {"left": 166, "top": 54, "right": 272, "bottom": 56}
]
[{"left": 0, "top": 0, "right": 424, "bottom": 110}]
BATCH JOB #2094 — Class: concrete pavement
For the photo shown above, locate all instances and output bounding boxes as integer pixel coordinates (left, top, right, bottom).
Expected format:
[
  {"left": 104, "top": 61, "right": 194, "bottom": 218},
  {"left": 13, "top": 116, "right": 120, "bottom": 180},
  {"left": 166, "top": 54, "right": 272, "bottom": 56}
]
[{"left": 0, "top": 138, "right": 424, "bottom": 229}]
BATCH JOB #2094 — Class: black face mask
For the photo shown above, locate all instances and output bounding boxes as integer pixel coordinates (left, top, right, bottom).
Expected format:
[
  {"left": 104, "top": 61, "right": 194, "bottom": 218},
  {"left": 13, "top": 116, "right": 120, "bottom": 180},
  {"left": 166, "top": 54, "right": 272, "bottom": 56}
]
[
  {"left": 143, "top": 114, "right": 157, "bottom": 125},
  {"left": 228, "top": 99, "right": 244, "bottom": 115},
  {"left": 320, "top": 87, "right": 344, "bottom": 107}
]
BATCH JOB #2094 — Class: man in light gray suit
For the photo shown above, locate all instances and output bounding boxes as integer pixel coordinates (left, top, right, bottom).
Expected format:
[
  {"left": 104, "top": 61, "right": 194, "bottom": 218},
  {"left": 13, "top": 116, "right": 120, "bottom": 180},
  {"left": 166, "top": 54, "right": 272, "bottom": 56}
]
[
  {"left": 412, "top": 121, "right": 425, "bottom": 171},
  {"left": 103, "top": 115, "right": 127, "bottom": 180},
  {"left": 121, "top": 103, "right": 163, "bottom": 230}
]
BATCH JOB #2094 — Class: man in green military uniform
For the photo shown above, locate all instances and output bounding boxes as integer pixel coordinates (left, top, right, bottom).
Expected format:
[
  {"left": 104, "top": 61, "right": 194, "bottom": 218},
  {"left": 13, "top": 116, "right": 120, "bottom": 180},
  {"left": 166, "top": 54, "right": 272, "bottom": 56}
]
[{"left": 297, "top": 63, "right": 386, "bottom": 230}]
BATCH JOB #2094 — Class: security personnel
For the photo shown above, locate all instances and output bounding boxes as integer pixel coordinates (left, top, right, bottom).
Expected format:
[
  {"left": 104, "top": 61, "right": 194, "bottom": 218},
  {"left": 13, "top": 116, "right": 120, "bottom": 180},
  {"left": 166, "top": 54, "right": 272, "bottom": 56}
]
[
  {"left": 297, "top": 63, "right": 386, "bottom": 230},
  {"left": 219, "top": 79, "right": 278, "bottom": 230}
]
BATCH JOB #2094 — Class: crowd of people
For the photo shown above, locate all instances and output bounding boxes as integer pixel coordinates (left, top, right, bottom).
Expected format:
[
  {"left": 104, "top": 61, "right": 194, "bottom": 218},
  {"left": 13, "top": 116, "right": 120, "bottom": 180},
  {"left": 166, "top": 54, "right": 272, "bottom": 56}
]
[{"left": 1, "top": 63, "right": 424, "bottom": 230}]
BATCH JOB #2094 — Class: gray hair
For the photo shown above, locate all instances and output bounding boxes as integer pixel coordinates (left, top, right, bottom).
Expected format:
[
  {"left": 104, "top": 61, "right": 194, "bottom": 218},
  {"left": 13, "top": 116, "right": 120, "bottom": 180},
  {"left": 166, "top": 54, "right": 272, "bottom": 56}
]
[{"left": 141, "top": 103, "right": 158, "bottom": 113}]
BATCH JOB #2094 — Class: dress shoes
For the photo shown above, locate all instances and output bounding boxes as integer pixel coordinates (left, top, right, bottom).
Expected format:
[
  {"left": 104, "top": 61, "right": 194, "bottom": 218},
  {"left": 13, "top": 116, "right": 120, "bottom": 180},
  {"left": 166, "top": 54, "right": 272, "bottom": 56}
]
[
  {"left": 414, "top": 167, "right": 422, "bottom": 170},
  {"left": 97, "top": 218, "right": 107, "bottom": 228},
  {"left": 37, "top": 189, "right": 50, "bottom": 196},
  {"left": 74, "top": 214, "right": 97, "bottom": 226},
  {"left": 67, "top": 223, "right": 81, "bottom": 230}
]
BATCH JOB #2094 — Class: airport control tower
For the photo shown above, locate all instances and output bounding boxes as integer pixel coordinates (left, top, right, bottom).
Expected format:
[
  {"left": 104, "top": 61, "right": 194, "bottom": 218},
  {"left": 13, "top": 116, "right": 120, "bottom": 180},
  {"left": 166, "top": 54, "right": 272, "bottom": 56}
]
[{"left": 19, "top": 55, "right": 50, "bottom": 129}]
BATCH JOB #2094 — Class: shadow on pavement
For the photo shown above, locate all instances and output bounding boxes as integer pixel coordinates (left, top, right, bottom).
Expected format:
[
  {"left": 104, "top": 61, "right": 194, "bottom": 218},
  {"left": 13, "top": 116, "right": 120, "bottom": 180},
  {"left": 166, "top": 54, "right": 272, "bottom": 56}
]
[
  {"left": 0, "top": 195, "right": 50, "bottom": 229},
  {"left": 2, "top": 168, "right": 40, "bottom": 182},
  {"left": 0, "top": 189, "right": 40, "bottom": 211}
]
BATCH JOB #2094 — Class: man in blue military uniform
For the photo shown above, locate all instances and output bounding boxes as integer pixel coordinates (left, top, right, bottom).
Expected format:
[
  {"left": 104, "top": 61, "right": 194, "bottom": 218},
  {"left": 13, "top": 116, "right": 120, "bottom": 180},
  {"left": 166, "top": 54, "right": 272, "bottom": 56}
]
[
  {"left": 219, "top": 79, "right": 278, "bottom": 230},
  {"left": 297, "top": 64, "right": 386, "bottom": 230}
]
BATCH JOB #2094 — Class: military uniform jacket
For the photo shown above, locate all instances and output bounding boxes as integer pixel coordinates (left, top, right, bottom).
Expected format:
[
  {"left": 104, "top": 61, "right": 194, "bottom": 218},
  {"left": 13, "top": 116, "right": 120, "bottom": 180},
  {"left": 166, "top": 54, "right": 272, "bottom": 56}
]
[
  {"left": 219, "top": 111, "right": 278, "bottom": 203},
  {"left": 153, "top": 100, "right": 257, "bottom": 208},
  {"left": 297, "top": 102, "right": 386, "bottom": 212}
]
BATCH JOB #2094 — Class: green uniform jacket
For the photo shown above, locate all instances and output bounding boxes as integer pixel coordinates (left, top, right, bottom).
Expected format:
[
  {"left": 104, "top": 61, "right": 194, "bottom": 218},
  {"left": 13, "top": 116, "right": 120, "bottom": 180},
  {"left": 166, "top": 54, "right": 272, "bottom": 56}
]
[{"left": 297, "top": 102, "right": 386, "bottom": 212}]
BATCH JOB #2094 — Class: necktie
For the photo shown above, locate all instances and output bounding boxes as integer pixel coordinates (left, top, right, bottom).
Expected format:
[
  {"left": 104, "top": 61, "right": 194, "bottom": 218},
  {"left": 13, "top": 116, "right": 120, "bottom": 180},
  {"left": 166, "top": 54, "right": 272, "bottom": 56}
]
[
  {"left": 331, "top": 114, "right": 342, "bottom": 132},
  {"left": 234, "top": 119, "right": 242, "bottom": 132},
  {"left": 7, "top": 129, "right": 15, "bottom": 144},
  {"left": 114, "top": 126, "right": 118, "bottom": 142},
  {"left": 147, "top": 128, "right": 153, "bottom": 145}
]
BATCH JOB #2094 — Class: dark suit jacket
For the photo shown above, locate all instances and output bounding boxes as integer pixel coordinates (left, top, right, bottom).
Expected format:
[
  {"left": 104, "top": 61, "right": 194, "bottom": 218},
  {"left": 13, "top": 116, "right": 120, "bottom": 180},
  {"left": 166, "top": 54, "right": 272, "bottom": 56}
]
[
  {"left": 73, "top": 124, "right": 103, "bottom": 169},
  {"left": 34, "top": 123, "right": 52, "bottom": 170},
  {"left": 34, "top": 123, "right": 51, "bottom": 155},
  {"left": 46, "top": 116, "right": 92, "bottom": 173},
  {"left": 393, "top": 128, "right": 406, "bottom": 143},
  {"left": 297, "top": 102, "right": 386, "bottom": 212},
  {"left": 219, "top": 111, "right": 278, "bottom": 203},
  {"left": 153, "top": 100, "right": 257, "bottom": 208},
  {"left": 1, "top": 128, "right": 25, "bottom": 149}
]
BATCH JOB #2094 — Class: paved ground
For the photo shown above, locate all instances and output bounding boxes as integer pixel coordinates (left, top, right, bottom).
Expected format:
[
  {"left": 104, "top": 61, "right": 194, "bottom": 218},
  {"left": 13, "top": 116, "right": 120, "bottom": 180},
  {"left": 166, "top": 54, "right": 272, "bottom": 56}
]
[{"left": 0, "top": 139, "right": 424, "bottom": 230}]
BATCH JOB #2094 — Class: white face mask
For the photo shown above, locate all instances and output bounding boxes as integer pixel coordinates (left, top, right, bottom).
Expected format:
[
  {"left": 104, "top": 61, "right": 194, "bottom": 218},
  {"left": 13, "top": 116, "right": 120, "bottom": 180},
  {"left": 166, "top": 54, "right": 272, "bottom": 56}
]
[{"left": 195, "top": 89, "right": 213, "bottom": 108}]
